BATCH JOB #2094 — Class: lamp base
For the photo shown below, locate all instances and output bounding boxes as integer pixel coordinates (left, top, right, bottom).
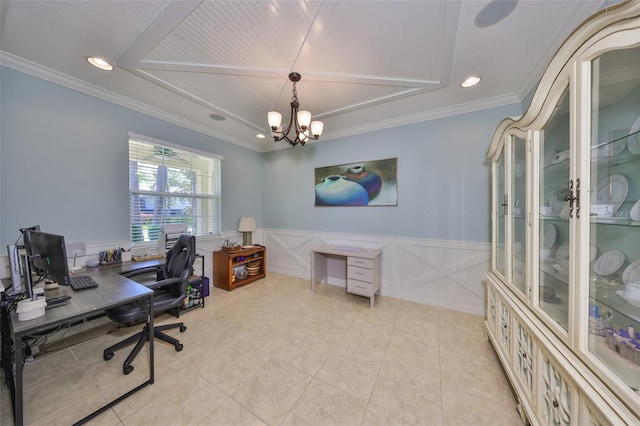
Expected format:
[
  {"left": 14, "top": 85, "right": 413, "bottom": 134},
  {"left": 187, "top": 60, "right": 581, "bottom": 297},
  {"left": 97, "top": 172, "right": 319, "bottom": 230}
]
[{"left": 242, "top": 233, "right": 252, "bottom": 246}]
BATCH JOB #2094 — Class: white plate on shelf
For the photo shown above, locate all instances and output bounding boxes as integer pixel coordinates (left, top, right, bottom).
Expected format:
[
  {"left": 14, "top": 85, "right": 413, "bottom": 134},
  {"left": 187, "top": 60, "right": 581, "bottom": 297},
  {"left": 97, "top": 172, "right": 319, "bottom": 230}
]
[
  {"left": 555, "top": 149, "right": 570, "bottom": 163},
  {"left": 628, "top": 114, "right": 640, "bottom": 155},
  {"left": 556, "top": 242, "right": 569, "bottom": 260},
  {"left": 622, "top": 260, "right": 640, "bottom": 284},
  {"left": 593, "top": 250, "right": 625, "bottom": 276},
  {"left": 590, "top": 174, "right": 628, "bottom": 214},
  {"left": 543, "top": 149, "right": 558, "bottom": 166},
  {"left": 550, "top": 192, "right": 567, "bottom": 216},
  {"left": 543, "top": 224, "right": 556, "bottom": 249},
  {"left": 591, "top": 138, "right": 626, "bottom": 160},
  {"left": 555, "top": 242, "right": 596, "bottom": 262},
  {"left": 630, "top": 199, "right": 640, "bottom": 222},
  {"left": 615, "top": 290, "right": 640, "bottom": 308}
]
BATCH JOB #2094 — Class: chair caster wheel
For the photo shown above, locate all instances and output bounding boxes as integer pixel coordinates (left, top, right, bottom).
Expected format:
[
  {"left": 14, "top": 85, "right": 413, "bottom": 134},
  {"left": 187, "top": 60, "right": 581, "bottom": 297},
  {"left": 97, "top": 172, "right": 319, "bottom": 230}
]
[
  {"left": 180, "top": 325, "right": 187, "bottom": 332},
  {"left": 175, "top": 344, "right": 183, "bottom": 352},
  {"left": 123, "top": 365, "right": 134, "bottom": 375},
  {"left": 104, "top": 352, "right": 114, "bottom": 361}
]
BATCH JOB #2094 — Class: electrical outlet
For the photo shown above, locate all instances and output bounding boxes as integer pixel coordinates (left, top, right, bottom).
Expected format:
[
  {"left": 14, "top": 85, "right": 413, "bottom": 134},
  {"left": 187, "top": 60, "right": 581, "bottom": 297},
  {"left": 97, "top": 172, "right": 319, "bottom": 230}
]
[{"left": 66, "top": 242, "right": 86, "bottom": 258}]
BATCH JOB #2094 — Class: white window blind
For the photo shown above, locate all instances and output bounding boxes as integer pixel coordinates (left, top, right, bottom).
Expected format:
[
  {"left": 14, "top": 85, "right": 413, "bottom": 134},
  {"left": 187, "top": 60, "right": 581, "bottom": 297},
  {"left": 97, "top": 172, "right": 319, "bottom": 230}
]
[{"left": 128, "top": 133, "right": 222, "bottom": 244}]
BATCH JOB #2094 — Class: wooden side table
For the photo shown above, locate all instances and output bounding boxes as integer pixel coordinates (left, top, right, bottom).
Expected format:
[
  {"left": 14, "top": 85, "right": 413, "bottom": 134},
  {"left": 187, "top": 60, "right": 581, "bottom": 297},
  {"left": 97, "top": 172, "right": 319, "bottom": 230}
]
[{"left": 213, "top": 245, "right": 266, "bottom": 291}]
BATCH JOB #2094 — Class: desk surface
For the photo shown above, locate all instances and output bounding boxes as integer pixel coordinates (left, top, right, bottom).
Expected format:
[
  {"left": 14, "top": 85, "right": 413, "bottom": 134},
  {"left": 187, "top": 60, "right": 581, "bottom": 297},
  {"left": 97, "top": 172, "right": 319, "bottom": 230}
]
[
  {"left": 10, "top": 261, "right": 156, "bottom": 335},
  {"left": 312, "top": 244, "right": 382, "bottom": 259}
]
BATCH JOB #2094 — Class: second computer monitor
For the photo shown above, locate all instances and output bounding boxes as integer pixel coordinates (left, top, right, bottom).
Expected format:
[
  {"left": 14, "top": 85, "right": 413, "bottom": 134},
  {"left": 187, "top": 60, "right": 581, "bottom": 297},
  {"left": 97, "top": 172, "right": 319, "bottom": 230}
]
[{"left": 25, "top": 230, "right": 71, "bottom": 286}]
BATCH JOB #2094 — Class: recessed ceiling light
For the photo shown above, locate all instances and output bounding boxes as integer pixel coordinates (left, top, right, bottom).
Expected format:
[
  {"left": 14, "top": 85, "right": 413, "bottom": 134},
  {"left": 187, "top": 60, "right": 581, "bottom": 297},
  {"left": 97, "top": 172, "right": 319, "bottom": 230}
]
[
  {"left": 475, "top": 0, "right": 518, "bottom": 28},
  {"left": 256, "top": 133, "right": 266, "bottom": 139},
  {"left": 461, "top": 76, "right": 481, "bottom": 88},
  {"left": 209, "top": 113, "right": 226, "bottom": 121},
  {"left": 86, "top": 56, "right": 113, "bottom": 71}
]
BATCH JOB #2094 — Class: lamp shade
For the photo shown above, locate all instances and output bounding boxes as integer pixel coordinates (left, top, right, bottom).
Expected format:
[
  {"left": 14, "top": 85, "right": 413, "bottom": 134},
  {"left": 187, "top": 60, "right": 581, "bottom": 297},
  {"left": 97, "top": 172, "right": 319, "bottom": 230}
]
[
  {"left": 310, "top": 121, "right": 324, "bottom": 138},
  {"left": 297, "top": 110, "right": 311, "bottom": 128},
  {"left": 268, "top": 111, "right": 282, "bottom": 129},
  {"left": 238, "top": 217, "right": 257, "bottom": 232}
]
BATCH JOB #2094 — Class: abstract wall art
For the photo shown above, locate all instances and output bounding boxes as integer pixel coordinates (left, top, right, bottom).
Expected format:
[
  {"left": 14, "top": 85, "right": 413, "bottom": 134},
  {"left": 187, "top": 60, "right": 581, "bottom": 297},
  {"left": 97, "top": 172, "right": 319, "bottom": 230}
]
[{"left": 314, "top": 158, "right": 398, "bottom": 206}]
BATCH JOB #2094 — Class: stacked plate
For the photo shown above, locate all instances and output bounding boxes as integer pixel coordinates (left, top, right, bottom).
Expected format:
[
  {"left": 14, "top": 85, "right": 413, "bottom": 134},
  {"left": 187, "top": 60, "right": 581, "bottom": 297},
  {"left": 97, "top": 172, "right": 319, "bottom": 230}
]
[{"left": 617, "top": 259, "right": 640, "bottom": 307}]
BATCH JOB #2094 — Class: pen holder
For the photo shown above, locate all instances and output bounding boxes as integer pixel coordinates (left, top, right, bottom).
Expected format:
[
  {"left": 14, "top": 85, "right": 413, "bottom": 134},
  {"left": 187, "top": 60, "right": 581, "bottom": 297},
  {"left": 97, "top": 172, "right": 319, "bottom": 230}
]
[{"left": 99, "top": 248, "right": 123, "bottom": 265}]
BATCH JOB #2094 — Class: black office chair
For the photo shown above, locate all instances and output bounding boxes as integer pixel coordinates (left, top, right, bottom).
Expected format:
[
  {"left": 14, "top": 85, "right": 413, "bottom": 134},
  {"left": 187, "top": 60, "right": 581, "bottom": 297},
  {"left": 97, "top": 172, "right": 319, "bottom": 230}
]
[{"left": 103, "top": 234, "right": 196, "bottom": 375}]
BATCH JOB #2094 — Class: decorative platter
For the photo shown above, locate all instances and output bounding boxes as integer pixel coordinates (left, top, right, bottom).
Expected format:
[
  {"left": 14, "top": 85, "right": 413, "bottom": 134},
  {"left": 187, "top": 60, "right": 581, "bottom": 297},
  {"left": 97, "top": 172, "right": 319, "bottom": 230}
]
[
  {"left": 628, "top": 114, "right": 640, "bottom": 155},
  {"left": 593, "top": 250, "right": 625, "bottom": 276},
  {"left": 591, "top": 174, "right": 628, "bottom": 214},
  {"left": 622, "top": 259, "right": 640, "bottom": 285},
  {"left": 543, "top": 224, "right": 556, "bottom": 249}
]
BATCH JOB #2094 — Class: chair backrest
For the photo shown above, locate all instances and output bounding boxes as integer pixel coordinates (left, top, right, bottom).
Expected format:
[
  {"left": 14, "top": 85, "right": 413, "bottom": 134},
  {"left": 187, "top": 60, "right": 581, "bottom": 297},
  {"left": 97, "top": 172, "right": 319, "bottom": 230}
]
[{"left": 162, "top": 234, "right": 196, "bottom": 280}]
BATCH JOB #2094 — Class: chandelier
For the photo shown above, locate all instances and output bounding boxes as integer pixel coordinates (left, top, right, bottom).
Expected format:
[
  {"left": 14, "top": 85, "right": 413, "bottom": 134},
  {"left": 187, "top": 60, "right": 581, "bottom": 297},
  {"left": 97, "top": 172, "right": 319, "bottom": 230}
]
[{"left": 268, "top": 72, "right": 324, "bottom": 147}]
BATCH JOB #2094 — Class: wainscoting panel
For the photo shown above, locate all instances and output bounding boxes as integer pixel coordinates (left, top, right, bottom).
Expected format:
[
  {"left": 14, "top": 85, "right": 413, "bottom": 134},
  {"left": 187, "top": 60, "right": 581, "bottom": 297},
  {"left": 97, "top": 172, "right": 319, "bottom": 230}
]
[{"left": 262, "top": 228, "right": 490, "bottom": 315}]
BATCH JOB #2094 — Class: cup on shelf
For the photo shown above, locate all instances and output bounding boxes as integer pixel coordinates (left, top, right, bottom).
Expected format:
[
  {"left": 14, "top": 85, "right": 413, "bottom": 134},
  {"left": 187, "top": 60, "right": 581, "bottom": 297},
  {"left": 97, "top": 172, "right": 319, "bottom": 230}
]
[
  {"left": 540, "top": 206, "right": 553, "bottom": 217},
  {"left": 624, "top": 281, "right": 640, "bottom": 299},
  {"left": 590, "top": 204, "right": 615, "bottom": 218}
]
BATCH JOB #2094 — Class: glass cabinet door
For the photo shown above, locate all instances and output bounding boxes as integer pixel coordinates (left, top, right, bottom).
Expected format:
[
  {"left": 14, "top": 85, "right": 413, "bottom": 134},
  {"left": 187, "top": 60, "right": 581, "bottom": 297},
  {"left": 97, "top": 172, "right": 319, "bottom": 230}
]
[
  {"left": 495, "top": 148, "right": 506, "bottom": 278},
  {"left": 510, "top": 134, "right": 527, "bottom": 295},
  {"left": 587, "top": 45, "right": 640, "bottom": 394},
  {"left": 538, "top": 85, "right": 571, "bottom": 331}
]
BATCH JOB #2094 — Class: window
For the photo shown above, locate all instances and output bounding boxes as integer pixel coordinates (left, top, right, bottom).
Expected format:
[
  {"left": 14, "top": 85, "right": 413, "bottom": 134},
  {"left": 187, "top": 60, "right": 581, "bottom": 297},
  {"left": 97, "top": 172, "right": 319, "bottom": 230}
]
[{"left": 128, "top": 133, "right": 222, "bottom": 244}]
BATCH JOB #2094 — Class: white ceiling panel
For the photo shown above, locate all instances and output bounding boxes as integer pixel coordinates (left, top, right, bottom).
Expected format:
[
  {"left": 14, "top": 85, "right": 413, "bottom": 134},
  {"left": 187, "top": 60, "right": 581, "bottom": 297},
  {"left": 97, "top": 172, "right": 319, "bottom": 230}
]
[{"left": 0, "top": 0, "right": 616, "bottom": 152}]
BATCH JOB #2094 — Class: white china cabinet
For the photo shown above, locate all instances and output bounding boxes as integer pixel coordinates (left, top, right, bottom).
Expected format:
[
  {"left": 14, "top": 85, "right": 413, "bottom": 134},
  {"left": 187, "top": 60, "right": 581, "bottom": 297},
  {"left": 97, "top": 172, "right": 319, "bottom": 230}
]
[{"left": 486, "top": 2, "right": 640, "bottom": 424}]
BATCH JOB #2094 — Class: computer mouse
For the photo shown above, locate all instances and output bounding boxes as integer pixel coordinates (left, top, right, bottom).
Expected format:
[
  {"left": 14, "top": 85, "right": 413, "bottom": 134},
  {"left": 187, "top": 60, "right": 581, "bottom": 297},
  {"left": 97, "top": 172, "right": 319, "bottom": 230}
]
[{"left": 86, "top": 258, "right": 100, "bottom": 268}]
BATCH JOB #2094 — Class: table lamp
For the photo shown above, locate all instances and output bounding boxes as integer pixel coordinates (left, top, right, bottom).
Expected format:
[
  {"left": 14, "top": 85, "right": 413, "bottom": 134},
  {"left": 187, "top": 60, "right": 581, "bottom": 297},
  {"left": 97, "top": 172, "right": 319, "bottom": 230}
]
[{"left": 238, "top": 217, "right": 257, "bottom": 245}]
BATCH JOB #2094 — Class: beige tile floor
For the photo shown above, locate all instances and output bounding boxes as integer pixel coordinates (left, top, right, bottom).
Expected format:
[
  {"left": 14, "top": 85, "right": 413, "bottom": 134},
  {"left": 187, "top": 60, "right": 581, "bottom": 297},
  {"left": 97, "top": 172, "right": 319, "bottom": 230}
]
[{"left": 1, "top": 273, "right": 522, "bottom": 425}]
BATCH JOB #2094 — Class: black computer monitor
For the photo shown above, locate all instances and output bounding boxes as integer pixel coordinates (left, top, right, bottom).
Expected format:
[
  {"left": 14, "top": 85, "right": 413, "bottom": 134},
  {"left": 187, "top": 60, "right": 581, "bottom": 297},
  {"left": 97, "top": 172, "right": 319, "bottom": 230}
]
[
  {"left": 24, "top": 230, "right": 71, "bottom": 286},
  {"left": 21, "top": 225, "right": 45, "bottom": 277}
]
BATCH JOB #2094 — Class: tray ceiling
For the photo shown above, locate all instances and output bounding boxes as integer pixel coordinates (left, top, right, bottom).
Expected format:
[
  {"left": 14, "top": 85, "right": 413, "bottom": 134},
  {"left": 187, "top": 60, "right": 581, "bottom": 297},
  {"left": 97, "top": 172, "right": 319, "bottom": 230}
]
[{"left": 0, "top": 0, "right": 613, "bottom": 152}]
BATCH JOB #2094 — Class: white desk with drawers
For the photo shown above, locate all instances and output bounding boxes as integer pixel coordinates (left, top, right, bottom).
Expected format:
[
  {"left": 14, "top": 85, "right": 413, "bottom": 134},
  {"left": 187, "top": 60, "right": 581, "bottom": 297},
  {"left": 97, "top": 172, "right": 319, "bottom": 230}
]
[{"left": 310, "top": 245, "right": 382, "bottom": 307}]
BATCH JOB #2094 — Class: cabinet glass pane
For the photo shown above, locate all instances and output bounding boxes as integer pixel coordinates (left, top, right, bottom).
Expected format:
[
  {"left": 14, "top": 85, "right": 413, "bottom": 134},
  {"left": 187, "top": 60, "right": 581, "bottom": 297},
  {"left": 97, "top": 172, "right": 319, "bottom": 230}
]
[
  {"left": 539, "top": 86, "right": 570, "bottom": 330},
  {"left": 511, "top": 135, "right": 527, "bottom": 294},
  {"left": 496, "top": 151, "right": 506, "bottom": 276},
  {"left": 587, "top": 46, "right": 640, "bottom": 392}
]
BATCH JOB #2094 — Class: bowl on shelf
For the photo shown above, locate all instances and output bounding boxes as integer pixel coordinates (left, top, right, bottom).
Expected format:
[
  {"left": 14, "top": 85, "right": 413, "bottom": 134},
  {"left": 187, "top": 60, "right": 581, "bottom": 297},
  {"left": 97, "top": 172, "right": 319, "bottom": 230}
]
[
  {"left": 246, "top": 266, "right": 260, "bottom": 276},
  {"left": 624, "top": 281, "right": 640, "bottom": 299},
  {"left": 248, "top": 260, "right": 261, "bottom": 268},
  {"left": 222, "top": 245, "right": 241, "bottom": 253}
]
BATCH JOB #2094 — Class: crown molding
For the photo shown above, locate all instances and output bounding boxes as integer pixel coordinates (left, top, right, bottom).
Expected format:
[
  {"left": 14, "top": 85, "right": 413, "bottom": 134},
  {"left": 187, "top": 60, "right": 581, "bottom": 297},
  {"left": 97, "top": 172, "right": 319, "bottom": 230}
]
[
  {"left": 0, "top": 51, "right": 263, "bottom": 153},
  {"left": 2, "top": 51, "right": 522, "bottom": 155},
  {"left": 321, "top": 93, "right": 522, "bottom": 142}
]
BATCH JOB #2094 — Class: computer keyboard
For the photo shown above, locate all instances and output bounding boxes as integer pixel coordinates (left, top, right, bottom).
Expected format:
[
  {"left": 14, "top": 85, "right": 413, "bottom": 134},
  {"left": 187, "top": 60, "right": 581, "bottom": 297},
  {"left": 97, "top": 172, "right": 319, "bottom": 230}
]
[{"left": 70, "top": 275, "right": 99, "bottom": 290}]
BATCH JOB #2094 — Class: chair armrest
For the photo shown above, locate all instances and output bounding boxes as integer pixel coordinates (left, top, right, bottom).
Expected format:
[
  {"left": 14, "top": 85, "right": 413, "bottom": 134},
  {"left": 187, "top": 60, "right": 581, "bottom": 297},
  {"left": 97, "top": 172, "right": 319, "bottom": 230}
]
[
  {"left": 146, "top": 277, "right": 185, "bottom": 290},
  {"left": 121, "top": 266, "right": 161, "bottom": 279}
]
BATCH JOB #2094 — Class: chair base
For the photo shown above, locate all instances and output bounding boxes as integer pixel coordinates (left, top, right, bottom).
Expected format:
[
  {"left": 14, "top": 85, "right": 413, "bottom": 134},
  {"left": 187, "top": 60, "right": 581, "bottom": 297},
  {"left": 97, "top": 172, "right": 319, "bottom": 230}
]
[{"left": 104, "top": 322, "right": 187, "bottom": 375}]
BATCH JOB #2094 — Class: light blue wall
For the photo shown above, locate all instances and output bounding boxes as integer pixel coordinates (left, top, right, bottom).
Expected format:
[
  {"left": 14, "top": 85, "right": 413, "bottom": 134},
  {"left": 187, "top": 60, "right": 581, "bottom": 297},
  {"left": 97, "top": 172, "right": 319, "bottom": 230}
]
[
  {"left": 262, "top": 104, "right": 521, "bottom": 243},
  {"left": 0, "top": 66, "right": 262, "bottom": 246},
  {"left": 1, "top": 65, "right": 522, "bottom": 247}
]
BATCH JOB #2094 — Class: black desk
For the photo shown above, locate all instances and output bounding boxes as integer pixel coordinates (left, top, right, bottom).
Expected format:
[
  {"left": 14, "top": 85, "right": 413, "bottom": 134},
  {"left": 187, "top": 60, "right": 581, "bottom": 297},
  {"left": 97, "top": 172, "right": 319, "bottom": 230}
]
[{"left": 2, "top": 262, "right": 156, "bottom": 426}]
